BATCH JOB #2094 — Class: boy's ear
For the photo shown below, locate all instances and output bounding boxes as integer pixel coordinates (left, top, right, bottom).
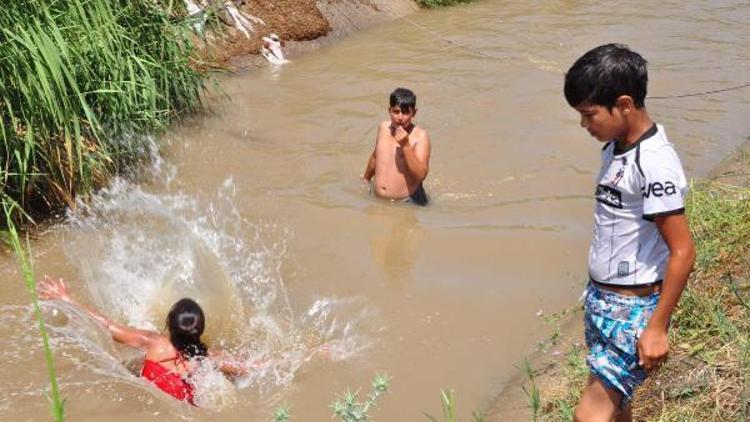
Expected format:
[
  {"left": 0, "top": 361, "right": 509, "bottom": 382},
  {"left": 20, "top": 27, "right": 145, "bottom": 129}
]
[{"left": 615, "top": 95, "right": 635, "bottom": 113}]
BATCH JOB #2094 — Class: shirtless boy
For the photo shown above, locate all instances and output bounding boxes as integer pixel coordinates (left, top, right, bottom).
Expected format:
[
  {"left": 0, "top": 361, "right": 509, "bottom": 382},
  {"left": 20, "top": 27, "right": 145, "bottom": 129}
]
[{"left": 362, "top": 87, "right": 432, "bottom": 206}]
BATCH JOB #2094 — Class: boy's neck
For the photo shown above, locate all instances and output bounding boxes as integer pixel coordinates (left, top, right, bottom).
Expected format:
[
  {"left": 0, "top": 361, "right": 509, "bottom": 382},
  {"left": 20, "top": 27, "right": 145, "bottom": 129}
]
[{"left": 616, "top": 109, "right": 654, "bottom": 149}]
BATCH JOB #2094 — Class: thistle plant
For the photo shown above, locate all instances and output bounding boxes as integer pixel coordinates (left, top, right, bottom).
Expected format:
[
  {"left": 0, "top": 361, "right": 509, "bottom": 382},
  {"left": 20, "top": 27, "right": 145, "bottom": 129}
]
[
  {"left": 330, "top": 374, "right": 389, "bottom": 422},
  {"left": 273, "top": 405, "right": 291, "bottom": 422}
]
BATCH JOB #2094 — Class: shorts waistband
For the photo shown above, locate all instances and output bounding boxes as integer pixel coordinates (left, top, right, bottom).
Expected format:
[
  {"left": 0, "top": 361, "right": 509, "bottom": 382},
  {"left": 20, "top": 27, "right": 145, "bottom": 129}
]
[
  {"left": 586, "top": 281, "right": 660, "bottom": 307},
  {"left": 591, "top": 278, "right": 663, "bottom": 289}
]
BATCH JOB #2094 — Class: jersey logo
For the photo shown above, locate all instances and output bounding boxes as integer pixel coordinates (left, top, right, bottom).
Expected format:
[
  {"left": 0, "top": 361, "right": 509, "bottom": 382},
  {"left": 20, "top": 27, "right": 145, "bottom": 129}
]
[
  {"left": 610, "top": 166, "right": 625, "bottom": 186},
  {"left": 595, "top": 184, "right": 623, "bottom": 208},
  {"left": 642, "top": 181, "right": 677, "bottom": 198}
]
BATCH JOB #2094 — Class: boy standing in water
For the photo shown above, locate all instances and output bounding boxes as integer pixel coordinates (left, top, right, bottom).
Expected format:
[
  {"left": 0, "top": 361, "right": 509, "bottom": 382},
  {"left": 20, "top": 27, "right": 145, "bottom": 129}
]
[
  {"left": 564, "top": 44, "right": 695, "bottom": 421},
  {"left": 362, "top": 87, "right": 431, "bottom": 206}
]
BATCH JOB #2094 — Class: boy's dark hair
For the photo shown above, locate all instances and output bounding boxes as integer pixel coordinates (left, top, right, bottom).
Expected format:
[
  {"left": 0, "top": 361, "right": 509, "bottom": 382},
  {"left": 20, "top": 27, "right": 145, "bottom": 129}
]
[
  {"left": 564, "top": 44, "right": 648, "bottom": 109},
  {"left": 389, "top": 87, "right": 417, "bottom": 112}
]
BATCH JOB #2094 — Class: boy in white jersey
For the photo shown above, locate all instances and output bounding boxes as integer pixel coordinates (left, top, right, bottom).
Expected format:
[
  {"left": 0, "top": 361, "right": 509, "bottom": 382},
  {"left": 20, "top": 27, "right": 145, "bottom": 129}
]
[{"left": 564, "top": 44, "right": 696, "bottom": 421}]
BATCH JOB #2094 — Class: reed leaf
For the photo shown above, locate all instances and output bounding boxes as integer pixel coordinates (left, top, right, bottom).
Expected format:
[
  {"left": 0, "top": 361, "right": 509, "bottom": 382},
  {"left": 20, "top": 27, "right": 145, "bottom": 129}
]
[
  {"left": 0, "top": 0, "right": 206, "bottom": 225},
  {"left": 3, "top": 201, "right": 64, "bottom": 421}
]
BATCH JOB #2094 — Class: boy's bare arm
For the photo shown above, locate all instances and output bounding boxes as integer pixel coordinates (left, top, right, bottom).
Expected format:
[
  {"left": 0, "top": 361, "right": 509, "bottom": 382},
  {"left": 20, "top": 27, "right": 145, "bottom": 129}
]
[
  {"left": 363, "top": 150, "right": 376, "bottom": 181},
  {"left": 637, "top": 213, "right": 695, "bottom": 372},
  {"left": 395, "top": 127, "right": 431, "bottom": 182},
  {"left": 363, "top": 123, "right": 389, "bottom": 181}
]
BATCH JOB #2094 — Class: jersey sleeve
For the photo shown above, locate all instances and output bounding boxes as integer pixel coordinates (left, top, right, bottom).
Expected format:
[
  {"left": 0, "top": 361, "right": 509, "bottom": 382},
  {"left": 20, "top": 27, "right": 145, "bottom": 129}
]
[{"left": 639, "top": 145, "right": 688, "bottom": 221}]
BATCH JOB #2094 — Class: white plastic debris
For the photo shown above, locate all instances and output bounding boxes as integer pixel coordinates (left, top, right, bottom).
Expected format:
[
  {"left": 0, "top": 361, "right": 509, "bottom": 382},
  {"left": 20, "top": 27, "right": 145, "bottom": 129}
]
[{"left": 261, "top": 33, "right": 289, "bottom": 65}]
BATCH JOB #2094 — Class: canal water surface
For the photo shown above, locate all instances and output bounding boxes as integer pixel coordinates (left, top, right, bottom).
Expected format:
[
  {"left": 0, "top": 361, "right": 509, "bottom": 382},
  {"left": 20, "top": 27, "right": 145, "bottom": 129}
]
[{"left": 1, "top": 0, "right": 748, "bottom": 420}]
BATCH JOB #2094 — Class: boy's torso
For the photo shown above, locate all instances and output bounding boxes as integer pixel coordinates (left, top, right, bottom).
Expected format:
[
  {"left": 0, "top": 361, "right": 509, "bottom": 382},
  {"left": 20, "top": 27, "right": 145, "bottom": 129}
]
[
  {"left": 589, "top": 124, "right": 687, "bottom": 287},
  {"left": 372, "top": 122, "right": 426, "bottom": 199}
]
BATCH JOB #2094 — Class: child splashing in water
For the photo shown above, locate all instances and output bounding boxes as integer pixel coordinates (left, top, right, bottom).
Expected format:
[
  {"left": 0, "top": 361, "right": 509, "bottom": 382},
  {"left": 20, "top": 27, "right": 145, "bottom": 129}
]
[
  {"left": 39, "top": 276, "right": 332, "bottom": 406},
  {"left": 39, "top": 276, "right": 244, "bottom": 405}
]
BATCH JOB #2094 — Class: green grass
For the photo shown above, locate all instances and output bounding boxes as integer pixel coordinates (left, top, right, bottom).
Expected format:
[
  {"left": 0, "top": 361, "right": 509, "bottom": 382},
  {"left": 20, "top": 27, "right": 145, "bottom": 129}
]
[
  {"left": 539, "top": 345, "right": 587, "bottom": 421},
  {"left": 686, "top": 181, "right": 750, "bottom": 269},
  {"left": 530, "top": 178, "right": 750, "bottom": 421},
  {"left": 1, "top": 0, "right": 206, "bottom": 225},
  {"left": 519, "top": 358, "right": 541, "bottom": 421},
  {"left": 3, "top": 202, "right": 64, "bottom": 421},
  {"left": 640, "top": 180, "right": 750, "bottom": 420},
  {"left": 424, "top": 389, "right": 485, "bottom": 422},
  {"left": 0, "top": 2, "right": 215, "bottom": 414}
]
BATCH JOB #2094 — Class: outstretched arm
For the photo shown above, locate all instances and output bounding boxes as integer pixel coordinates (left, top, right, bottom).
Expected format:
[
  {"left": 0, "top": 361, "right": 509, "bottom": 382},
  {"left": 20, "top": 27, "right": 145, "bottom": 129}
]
[
  {"left": 39, "top": 276, "right": 159, "bottom": 349},
  {"left": 209, "top": 348, "right": 249, "bottom": 377},
  {"left": 209, "top": 345, "right": 334, "bottom": 378},
  {"left": 208, "top": 348, "right": 288, "bottom": 377}
]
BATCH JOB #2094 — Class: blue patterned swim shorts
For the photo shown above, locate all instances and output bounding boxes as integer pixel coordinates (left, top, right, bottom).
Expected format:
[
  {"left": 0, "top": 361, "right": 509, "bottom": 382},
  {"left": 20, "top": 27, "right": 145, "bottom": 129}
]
[{"left": 584, "top": 282, "right": 660, "bottom": 401}]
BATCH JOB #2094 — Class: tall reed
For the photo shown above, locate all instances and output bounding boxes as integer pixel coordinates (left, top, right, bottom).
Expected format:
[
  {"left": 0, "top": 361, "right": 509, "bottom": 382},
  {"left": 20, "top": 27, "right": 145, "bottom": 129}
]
[
  {"left": 1, "top": 0, "right": 205, "bottom": 224},
  {"left": 3, "top": 201, "right": 64, "bottom": 421}
]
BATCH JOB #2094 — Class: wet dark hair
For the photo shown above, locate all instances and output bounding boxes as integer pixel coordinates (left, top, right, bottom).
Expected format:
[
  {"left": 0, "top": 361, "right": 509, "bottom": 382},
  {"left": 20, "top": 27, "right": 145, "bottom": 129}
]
[
  {"left": 389, "top": 87, "right": 417, "bottom": 112},
  {"left": 166, "top": 298, "right": 208, "bottom": 358},
  {"left": 564, "top": 43, "right": 648, "bottom": 109}
]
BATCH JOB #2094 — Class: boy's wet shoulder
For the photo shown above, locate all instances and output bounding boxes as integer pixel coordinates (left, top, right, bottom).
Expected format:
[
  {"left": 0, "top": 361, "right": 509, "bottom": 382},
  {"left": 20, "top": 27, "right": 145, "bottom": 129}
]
[{"left": 412, "top": 125, "right": 430, "bottom": 139}]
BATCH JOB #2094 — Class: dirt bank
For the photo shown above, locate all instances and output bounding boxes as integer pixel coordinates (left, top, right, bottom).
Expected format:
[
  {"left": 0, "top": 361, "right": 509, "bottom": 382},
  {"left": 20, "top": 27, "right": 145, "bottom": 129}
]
[
  {"left": 205, "top": 0, "right": 418, "bottom": 69},
  {"left": 483, "top": 307, "right": 585, "bottom": 421}
]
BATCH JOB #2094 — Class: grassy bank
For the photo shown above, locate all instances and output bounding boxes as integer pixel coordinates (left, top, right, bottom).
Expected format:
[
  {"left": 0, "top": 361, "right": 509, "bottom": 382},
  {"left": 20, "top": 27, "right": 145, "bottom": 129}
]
[
  {"left": 0, "top": 0, "right": 206, "bottom": 225},
  {"left": 529, "top": 172, "right": 750, "bottom": 420}
]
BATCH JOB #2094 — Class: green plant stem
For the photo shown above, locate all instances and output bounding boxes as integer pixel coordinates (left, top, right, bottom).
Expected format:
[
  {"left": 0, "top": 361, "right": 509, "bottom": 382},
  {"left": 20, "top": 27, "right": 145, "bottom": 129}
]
[{"left": 3, "top": 202, "right": 64, "bottom": 421}]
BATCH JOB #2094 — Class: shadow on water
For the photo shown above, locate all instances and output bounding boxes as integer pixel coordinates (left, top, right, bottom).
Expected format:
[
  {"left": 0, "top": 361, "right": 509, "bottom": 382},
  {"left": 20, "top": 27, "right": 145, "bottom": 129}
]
[{"left": 367, "top": 203, "right": 424, "bottom": 288}]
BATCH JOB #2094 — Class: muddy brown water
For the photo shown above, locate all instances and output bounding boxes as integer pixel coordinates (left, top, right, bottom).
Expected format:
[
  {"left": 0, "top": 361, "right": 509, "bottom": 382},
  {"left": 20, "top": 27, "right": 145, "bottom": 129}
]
[{"left": 2, "top": 1, "right": 749, "bottom": 420}]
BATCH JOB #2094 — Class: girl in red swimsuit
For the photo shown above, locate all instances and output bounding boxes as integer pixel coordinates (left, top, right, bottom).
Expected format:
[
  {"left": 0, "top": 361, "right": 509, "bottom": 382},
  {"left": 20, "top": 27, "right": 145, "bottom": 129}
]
[{"left": 39, "top": 276, "right": 247, "bottom": 406}]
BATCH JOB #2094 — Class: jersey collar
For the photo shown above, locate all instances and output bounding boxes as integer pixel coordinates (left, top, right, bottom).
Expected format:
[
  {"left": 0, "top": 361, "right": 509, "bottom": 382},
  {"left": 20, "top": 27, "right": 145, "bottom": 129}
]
[{"left": 614, "top": 123, "right": 658, "bottom": 156}]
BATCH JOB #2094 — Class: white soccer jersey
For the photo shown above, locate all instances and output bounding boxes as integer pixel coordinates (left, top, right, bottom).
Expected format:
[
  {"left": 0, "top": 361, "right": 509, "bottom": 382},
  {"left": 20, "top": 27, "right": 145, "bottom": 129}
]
[{"left": 588, "top": 124, "right": 688, "bottom": 286}]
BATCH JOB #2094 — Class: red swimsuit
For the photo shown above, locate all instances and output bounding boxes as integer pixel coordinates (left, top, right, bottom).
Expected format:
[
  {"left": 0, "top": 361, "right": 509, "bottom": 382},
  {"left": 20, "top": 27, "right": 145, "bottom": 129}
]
[{"left": 141, "top": 355, "right": 196, "bottom": 405}]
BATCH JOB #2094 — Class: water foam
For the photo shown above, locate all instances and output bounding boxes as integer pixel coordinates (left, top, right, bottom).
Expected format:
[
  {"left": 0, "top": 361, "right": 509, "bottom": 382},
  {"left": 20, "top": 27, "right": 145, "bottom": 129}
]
[{"left": 2, "top": 143, "right": 369, "bottom": 416}]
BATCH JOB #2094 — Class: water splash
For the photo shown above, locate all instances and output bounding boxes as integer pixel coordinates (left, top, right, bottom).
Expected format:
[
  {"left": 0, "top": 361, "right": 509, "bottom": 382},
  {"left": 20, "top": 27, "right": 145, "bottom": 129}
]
[{"left": 2, "top": 167, "right": 369, "bottom": 416}]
